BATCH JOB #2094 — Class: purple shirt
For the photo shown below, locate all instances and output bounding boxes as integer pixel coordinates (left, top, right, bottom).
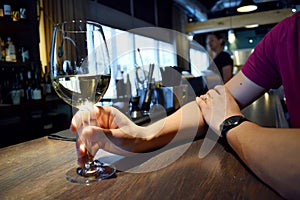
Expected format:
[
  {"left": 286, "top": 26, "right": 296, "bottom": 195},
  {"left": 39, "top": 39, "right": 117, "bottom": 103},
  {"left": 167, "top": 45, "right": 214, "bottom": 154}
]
[{"left": 242, "top": 11, "right": 300, "bottom": 128}]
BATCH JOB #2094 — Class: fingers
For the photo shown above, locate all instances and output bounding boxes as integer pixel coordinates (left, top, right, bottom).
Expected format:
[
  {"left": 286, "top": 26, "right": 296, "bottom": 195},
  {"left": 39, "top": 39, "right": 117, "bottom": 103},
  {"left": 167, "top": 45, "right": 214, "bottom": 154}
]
[
  {"left": 70, "top": 111, "right": 82, "bottom": 132},
  {"left": 196, "top": 95, "right": 209, "bottom": 107},
  {"left": 196, "top": 89, "right": 216, "bottom": 104},
  {"left": 70, "top": 106, "right": 101, "bottom": 133},
  {"left": 196, "top": 85, "right": 225, "bottom": 102},
  {"left": 76, "top": 138, "right": 86, "bottom": 167},
  {"left": 196, "top": 85, "right": 225, "bottom": 120},
  {"left": 76, "top": 126, "right": 104, "bottom": 166}
]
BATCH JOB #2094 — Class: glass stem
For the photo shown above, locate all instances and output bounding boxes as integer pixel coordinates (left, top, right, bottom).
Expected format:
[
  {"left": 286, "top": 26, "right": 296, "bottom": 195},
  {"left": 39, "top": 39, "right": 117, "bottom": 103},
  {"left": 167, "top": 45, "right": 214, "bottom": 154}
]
[{"left": 79, "top": 107, "right": 94, "bottom": 169}]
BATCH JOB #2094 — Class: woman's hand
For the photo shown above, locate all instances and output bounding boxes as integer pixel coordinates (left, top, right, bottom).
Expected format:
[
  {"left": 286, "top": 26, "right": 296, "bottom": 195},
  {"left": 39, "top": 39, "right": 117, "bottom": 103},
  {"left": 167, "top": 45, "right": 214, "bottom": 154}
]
[
  {"left": 70, "top": 105, "right": 146, "bottom": 166},
  {"left": 196, "top": 85, "right": 243, "bottom": 135}
]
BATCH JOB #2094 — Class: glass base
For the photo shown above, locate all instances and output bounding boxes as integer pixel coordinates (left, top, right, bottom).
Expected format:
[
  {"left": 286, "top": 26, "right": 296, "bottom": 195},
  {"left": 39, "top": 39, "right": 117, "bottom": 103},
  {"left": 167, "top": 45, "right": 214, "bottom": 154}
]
[{"left": 66, "top": 160, "right": 116, "bottom": 184}]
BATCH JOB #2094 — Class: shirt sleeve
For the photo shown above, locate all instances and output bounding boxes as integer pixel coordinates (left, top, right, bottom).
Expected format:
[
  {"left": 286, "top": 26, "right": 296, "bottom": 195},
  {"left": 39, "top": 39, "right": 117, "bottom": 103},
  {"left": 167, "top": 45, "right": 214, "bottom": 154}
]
[{"left": 241, "top": 20, "right": 283, "bottom": 89}]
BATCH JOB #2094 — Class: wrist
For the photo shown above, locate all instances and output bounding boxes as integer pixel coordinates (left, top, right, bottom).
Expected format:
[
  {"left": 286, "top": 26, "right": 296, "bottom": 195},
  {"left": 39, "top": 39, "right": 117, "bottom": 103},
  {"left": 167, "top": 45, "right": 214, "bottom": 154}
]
[
  {"left": 142, "top": 119, "right": 166, "bottom": 141},
  {"left": 220, "top": 115, "right": 249, "bottom": 144}
]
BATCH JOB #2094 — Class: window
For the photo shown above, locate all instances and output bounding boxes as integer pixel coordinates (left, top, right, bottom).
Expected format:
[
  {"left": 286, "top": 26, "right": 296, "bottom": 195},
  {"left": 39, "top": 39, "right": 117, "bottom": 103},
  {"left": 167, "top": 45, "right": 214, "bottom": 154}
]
[
  {"left": 158, "top": 40, "right": 176, "bottom": 67},
  {"left": 134, "top": 34, "right": 157, "bottom": 65},
  {"left": 99, "top": 25, "right": 177, "bottom": 99},
  {"left": 189, "top": 43, "right": 210, "bottom": 77}
]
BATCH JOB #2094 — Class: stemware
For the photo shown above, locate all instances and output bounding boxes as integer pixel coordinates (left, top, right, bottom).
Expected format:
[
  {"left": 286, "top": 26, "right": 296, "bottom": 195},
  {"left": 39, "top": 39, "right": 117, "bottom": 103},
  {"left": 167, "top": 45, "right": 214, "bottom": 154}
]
[{"left": 50, "top": 20, "right": 116, "bottom": 184}]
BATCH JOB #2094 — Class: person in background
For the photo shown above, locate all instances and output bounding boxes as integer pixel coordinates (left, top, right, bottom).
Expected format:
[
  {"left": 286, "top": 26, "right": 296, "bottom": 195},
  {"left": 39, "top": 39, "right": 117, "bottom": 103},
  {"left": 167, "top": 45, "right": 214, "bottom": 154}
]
[
  {"left": 71, "top": 11, "right": 300, "bottom": 199},
  {"left": 206, "top": 32, "right": 234, "bottom": 83}
]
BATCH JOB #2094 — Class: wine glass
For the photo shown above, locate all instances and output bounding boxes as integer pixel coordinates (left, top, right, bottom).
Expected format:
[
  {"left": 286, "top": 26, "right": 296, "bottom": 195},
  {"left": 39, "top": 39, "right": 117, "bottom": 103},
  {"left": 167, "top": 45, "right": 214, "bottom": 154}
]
[{"left": 50, "top": 20, "right": 116, "bottom": 184}]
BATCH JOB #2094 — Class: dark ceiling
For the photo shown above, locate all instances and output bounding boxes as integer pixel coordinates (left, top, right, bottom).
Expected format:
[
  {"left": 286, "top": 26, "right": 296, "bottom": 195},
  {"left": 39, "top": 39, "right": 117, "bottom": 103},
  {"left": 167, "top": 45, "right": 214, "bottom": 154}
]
[
  {"left": 95, "top": 0, "right": 298, "bottom": 25},
  {"left": 94, "top": 0, "right": 299, "bottom": 32},
  {"left": 179, "top": 0, "right": 296, "bottom": 21},
  {"left": 178, "top": 0, "right": 299, "bottom": 46}
]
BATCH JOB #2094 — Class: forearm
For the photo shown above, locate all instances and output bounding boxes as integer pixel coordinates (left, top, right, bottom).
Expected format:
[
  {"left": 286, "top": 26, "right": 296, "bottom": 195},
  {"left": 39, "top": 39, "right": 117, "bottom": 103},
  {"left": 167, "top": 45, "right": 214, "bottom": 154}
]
[
  {"left": 100, "top": 101, "right": 207, "bottom": 154},
  {"left": 227, "top": 122, "right": 300, "bottom": 199},
  {"left": 225, "top": 71, "right": 266, "bottom": 109},
  {"left": 141, "top": 101, "right": 207, "bottom": 151}
]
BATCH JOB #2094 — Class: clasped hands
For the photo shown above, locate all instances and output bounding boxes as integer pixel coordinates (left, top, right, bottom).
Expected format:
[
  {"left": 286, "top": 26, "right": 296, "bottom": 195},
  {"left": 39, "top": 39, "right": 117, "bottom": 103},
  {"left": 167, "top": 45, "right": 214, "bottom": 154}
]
[{"left": 196, "top": 85, "right": 244, "bottom": 135}]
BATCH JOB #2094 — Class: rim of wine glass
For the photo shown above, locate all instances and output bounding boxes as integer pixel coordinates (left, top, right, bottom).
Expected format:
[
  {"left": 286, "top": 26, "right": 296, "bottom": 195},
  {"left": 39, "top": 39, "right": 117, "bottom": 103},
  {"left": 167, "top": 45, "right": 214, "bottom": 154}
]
[
  {"left": 50, "top": 19, "right": 111, "bottom": 76},
  {"left": 54, "top": 19, "right": 105, "bottom": 32}
]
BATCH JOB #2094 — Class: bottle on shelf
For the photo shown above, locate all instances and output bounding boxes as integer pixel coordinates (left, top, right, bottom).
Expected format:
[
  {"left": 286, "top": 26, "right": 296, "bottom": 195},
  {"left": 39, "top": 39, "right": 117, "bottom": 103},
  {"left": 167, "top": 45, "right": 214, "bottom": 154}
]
[
  {"left": 0, "top": 37, "right": 5, "bottom": 61},
  {"left": 0, "top": 37, "right": 2, "bottom": 61},
  {"left": 18, "top": 47, "right": 29, "bottom": 63},
  {"left": 25, "top": 67, "right": 33, "bottom": 101},
  {"left": 43, "top": 66, "right": 52, "bottom": 95},
  {"left": 31, "top": 67, "right": 42, "bottom": 100},
  {"left": 46, "top": 73, "right": 52, "bottom": 95},
  {"left": 5, "top": 37, "right": 16, "bottom": 62},
  {"left": 19, "top": 2, "right": 26, "bottom": 20},
  {"left": 18, "top": 69, "right": 25, "bottom": 103},
  {"left": 116, "top": 66, "right": 125, "bottom": 98},
  {"left": 10, "top": 71, "right": 21, "bottom": 105},
  {"left": 2, "top": 0, "right": 12, "bottom": 21},
  {"left": 40, "top": 71, "right": 46, "bottom": 96},
  {"left": 124, "top": 73, "right": 132, "bottom": 98},
  {"left": 0, "top": 2, "right": 4, "bottom": 18},
  {"left": 11, "top": 0, "right": 20, "bottom": 22}
]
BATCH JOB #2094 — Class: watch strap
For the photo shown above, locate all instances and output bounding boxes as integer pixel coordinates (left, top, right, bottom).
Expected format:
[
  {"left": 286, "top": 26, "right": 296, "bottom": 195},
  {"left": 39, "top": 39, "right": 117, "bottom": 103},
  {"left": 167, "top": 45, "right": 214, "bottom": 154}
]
[{"left": 220, "top": 115, "right": 249, "bottom": 141}]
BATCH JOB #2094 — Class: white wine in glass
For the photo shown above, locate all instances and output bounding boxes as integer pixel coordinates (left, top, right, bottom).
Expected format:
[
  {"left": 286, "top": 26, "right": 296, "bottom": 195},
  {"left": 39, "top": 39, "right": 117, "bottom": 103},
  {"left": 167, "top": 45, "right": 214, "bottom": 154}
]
[{"left": 50, "top": 20, "right": 116, "bottom": 184}]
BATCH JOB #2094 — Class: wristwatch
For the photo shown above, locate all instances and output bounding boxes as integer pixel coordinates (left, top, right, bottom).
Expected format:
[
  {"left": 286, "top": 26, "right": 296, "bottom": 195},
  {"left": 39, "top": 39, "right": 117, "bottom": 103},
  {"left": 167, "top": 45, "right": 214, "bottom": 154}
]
[{"left": 220, "top": 115, "right": 249, "bottom": 141}]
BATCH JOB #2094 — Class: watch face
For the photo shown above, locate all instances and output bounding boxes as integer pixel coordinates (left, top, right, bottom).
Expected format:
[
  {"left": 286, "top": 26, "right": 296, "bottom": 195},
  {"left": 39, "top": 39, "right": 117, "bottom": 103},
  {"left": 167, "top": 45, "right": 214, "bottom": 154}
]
[
  {"left": 227, "top": 116, "right": 241, "bottom": 125},
  {"left": 221, "top": 116, "right": 248, "bottom": 137}
]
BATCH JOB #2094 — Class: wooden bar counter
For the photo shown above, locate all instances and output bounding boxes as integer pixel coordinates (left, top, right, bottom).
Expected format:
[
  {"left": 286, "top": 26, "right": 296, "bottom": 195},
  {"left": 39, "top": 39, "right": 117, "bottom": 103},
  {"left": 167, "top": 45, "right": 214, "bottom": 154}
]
[
  {"left": 0, "top": 92, "right": 284, "bottom": 199},
  {"left": 0, "top": 136, "right": 282, "bottom": 199}
]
